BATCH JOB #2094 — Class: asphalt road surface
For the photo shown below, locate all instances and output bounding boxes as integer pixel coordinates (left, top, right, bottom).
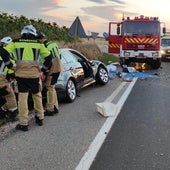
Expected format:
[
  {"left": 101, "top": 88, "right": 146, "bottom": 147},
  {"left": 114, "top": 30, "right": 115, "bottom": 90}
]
[
  {"left": 0, "top": 68, "right": 124, "bottom": 170},
  {"left": 90, "top": 62, "right": 170, "bottom": 170},
  {"left": 0, "top": 62, "right": 170, "bottom": 170}
]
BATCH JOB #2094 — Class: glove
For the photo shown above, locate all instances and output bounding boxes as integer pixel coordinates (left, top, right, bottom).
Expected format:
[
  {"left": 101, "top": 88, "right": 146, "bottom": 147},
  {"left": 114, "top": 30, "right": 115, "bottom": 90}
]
[
  {"left": 6, "top": 73, "right": 15, "bottom": 81},
  {"left": 51, "top": 72, "right": 60, "bottom": 85},
  {"left": 41, "top": 67, "right": 49, "bottom": 76}
]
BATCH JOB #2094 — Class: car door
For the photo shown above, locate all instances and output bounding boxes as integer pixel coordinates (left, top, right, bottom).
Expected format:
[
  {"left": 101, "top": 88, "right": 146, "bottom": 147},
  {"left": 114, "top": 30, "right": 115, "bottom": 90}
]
[
  {"left": 69, "top": 49, "right": 94, "bottom": 84},
  {"left": 59, "top": 50, "right": 85, "bottom": 88}
]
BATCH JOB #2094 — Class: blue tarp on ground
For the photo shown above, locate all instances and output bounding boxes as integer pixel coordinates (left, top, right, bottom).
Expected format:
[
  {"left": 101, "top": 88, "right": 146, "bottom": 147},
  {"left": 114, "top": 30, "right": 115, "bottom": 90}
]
[{"left": 123, "top": 72, "right": 158, "bottom": 78}]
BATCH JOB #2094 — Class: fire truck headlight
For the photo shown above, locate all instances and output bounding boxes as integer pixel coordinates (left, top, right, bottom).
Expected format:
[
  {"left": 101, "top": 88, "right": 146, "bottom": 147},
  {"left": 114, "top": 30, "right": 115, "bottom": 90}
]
[
  {"left": 152, "top": 52, "right": 159, "bottom": 57},
  {"left": 124, "top": 51, "right": 130, "bottom": 57}
]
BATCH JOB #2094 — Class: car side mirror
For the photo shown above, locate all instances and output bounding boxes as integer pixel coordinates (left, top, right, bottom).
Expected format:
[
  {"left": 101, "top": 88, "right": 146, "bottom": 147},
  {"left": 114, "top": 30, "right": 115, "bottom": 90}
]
[{"left": 89, "top": 60, "right": 95, "bottom": 66}]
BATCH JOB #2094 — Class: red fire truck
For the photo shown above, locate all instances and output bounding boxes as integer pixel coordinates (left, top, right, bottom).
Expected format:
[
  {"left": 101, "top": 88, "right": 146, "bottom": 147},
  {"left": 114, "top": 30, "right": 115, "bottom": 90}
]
[{"left": 108, "top": 15, "right": 166, "bottom": 69}]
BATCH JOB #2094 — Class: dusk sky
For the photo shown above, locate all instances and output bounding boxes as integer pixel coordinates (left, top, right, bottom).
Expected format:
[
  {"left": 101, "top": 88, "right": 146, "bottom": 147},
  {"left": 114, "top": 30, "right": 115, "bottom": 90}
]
[{"left": 1, "top": 0, "right": 169, "bottom": 36}]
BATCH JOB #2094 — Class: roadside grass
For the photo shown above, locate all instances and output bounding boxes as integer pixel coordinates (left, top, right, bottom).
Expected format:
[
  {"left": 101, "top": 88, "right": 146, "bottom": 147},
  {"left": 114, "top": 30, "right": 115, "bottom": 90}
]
[{"left": 102, "top": 52, "right": 119, "bottom": 65}]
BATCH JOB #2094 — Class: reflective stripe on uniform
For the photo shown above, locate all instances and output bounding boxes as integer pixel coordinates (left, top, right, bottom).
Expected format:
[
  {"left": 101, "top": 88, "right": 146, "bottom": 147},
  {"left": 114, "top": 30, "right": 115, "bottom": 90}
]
[
  {"left": 45, "top": 41, "right": 59, "bottom": 59},
  {"left": 0, "top": 58, "right": 6, "bottom": 73},
  {"left": 4, "top": 40, "right": 50, "bottom": 62}
]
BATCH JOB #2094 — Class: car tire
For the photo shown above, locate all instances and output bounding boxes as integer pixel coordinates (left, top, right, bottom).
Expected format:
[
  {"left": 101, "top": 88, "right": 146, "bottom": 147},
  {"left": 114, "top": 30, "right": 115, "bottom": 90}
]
[
  {"left": 66, "top": 79, "right": 77, "bottom": 103},
  {"left": 96, "top": 66, "right": 109, "bottom": 85}
]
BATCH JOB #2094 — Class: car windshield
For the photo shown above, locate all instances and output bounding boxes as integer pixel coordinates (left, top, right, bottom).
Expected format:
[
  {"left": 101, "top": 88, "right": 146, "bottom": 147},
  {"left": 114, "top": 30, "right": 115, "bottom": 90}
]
[
  {"left": 161, "top": 39, "right": 170, "bottom": 47},
  {"left": 122, "top": 21, "right": 160, "bottom": 36},
  {"left": 60, "top": 50, "right": 77, "bottom": 64}
]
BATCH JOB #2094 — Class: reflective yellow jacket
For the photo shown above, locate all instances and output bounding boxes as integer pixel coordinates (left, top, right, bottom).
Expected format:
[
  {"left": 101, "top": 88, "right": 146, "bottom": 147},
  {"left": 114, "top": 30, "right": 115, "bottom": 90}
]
[
  {"left": 44, "top": 41, "right": 63, "bottom": 74},
  {"left": 4, "top": 38, "right": 52, "bottom": 78}
]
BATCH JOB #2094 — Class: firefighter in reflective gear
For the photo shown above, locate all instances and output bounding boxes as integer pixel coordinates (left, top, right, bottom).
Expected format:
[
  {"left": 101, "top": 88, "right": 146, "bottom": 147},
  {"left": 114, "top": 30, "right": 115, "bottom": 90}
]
[
  {"left": 1, "top": 37, "right": 16, "bottom": 81},
  {"left": 0, "top": 25, "right": 52, "bottom": 131},
  {"left": 37, "top": 31, "right": 63, "bottom": 116},
  {"left": 0, "top": 36, "right": 18, "bottom": 121}
]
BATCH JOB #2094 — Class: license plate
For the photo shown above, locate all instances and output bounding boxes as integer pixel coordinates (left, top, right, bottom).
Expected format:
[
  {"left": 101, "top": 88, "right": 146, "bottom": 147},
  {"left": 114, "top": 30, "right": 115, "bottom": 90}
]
[{"left": 138, "top": 45, "right": 145, "bottom": 49}]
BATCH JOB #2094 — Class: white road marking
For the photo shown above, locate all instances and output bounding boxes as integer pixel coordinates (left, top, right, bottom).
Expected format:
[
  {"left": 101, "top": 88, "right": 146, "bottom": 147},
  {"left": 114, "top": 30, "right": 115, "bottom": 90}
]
[
  {"left": 104, "top": 81, "right": 128, "bottom": 102},
  {"left": 75, "top": 78, "right": 137, "bottom": 170}
]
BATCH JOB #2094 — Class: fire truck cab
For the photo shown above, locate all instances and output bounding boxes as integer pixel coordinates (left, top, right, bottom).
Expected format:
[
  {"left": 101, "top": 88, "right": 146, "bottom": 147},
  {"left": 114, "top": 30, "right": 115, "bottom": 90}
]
[{"left": 108, "top": 15, "right": 166, "bottom": 69}]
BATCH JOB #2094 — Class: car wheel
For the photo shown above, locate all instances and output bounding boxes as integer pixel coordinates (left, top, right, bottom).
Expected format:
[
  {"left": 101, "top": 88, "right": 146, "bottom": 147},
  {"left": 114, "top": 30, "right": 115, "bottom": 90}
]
[
  {"left": 96, "top": 66, "right": 109, "bottom": 85},
  {"left": 66, "top": 79, "right": 77, "bottom": 102}
]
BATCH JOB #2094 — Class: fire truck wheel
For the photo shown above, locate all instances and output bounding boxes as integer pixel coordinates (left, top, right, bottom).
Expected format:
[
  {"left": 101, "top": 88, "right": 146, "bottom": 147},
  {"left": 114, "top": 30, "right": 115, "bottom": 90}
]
[{"left": 150, "top": 59, "right": 161, "bottom": 69}]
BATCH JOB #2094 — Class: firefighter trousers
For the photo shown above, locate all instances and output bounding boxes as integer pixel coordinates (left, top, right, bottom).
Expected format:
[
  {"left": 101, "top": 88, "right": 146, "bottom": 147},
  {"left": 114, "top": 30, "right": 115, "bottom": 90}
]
[
  {"left": 16, "top": 77, "right": 44, "bottom": 126},
  {"left": 18, "top": 92, "right": 44, "bottom": 126},
  {"left": 45, "top": 74, "right": 58, "bottom": 112},
  {"left": 0, "top": 75, "right": 17, "bottom": 111}
]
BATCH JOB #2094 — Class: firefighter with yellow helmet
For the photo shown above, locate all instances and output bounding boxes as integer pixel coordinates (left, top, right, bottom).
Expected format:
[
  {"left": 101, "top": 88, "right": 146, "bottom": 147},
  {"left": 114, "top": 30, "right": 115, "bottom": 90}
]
[
  {"left": 0, "top": 36, "right": 18, "bottom": 121},
  {"left": 0, "top": 25, "right": 52, "bottom": 131}
]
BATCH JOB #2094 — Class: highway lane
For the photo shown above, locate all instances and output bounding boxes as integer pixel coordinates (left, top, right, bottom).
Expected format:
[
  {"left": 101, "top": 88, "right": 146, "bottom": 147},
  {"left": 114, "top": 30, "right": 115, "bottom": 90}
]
[
  {"left": 0, "top": 69, "right": 127, "bottom": 170},
  {"left": 90, "top": 62, "right": 170, "bottom": 170},
  {"left": 0, "top": 62, "right": 169, "bottom": 170}
]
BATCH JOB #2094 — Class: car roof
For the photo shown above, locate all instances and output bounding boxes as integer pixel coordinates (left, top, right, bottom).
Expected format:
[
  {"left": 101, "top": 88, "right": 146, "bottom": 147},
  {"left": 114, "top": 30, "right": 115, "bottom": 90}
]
[
  {"left": 59, "top": 48, "right": 78, "bottom": 52},
  {"left": 58, "top": 48, "right": 86, "bottom": 57}
]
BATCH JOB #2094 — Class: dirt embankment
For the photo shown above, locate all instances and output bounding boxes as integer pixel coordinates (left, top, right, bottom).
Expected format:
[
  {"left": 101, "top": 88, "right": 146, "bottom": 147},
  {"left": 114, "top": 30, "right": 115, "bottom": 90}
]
[{"left": 57, "top": 38, "right": 106, "bottom": 61}]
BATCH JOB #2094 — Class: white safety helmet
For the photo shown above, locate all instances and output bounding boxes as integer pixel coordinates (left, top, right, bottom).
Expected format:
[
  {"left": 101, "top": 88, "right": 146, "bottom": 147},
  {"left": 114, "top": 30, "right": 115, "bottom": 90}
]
[
  {"left": 21, "top": 24, "right": 37, "bottom": 36},
  {"left": 0, "top": 36, "right": 12, "bottom": 44}
]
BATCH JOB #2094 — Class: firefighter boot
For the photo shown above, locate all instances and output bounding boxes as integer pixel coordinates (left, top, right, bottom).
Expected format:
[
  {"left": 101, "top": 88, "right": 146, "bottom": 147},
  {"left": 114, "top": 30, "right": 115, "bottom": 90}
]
[
  {"left": 0, "top": 107, "right": 7, "bottom": 119},
  {"left": 16, "top": 124, "right": 28, "bottom": 132},
  {"left": 54, "top": 105, "right": 59, "bottom": 114},
  {"left": 44, "top": 110, "right": 54, "bottom": 116},
  {"left": 35, "top": 116, "right": 43, "bottom": 126},
  {"left": 8, "top": 109, "right": 18, "bottom": 122}
]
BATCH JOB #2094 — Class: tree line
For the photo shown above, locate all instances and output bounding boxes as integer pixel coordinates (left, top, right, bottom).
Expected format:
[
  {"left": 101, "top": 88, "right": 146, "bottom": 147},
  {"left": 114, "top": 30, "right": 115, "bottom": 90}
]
[{"left": 0, "top": 12, "right": 74, "bottom": 43}]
